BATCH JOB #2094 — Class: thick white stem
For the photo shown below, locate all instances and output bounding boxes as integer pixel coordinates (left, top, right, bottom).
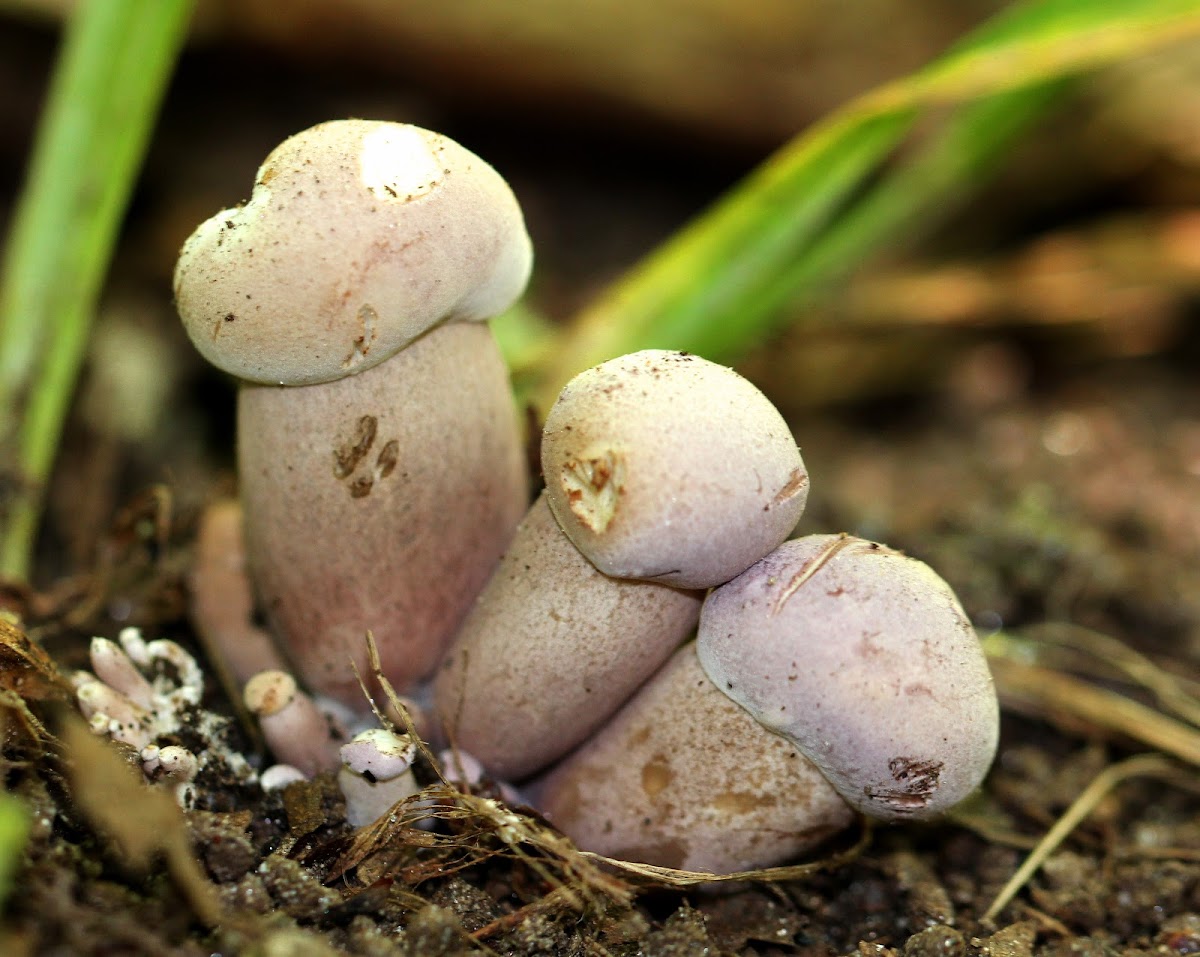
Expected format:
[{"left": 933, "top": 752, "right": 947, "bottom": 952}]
[
  {"left": 434, "top": 492, "right": 701, "bottom": 780},
  {"left": 239, "top": 322, "right": 527, "bottom": 704}
]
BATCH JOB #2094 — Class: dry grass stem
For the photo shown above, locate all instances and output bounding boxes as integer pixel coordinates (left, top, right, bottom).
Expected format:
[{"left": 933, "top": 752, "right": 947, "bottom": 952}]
[
  {"left": 1008, "top": 623, "right": 1200, "bottom": 727},
  {"left": 987, "top": 653, "right": 1200, "bottom": 765},
  {"left": 982, "top": 753, "right": 1183, "bottom": 922},
  {"left": 62, "top": 716, "right": 227, "bottom": 929},
  {"left": 772, "top": 532, "right": 851, "bottom": 615},
  {"left": 344, "top": 633, "right": 873, "bottom": 901},
  {"left": 583, "top": 819, "right": 873, "bottom": 887}
]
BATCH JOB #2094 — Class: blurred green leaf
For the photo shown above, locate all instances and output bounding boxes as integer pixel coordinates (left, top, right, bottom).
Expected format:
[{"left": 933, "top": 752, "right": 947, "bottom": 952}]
[
  {"left": 491, "top": 300, "right": 561, "bottom": 392},
  {"left": 531, "top": 0, "right": 1200, "bottom": 412},
  {"left": 0, "top": 0, "right": 194, "bottom": 580},
  {"left": 0, "top": 791, "right": 30, "bottom": 908}
]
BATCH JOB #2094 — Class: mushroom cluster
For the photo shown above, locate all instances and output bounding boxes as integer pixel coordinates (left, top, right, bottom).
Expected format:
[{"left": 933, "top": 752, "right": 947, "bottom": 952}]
[
  {"left": 73, "top": 627, "right": 256, "bottom": 807},
  {"left": 173, "top": 119, "right": 999, "bottom": 876},
  {"left": 433, "top": 349, "right": 809, "bottom": 779},
  {"left": 533, "top": 534, "right": 998, "bottom": 872}
]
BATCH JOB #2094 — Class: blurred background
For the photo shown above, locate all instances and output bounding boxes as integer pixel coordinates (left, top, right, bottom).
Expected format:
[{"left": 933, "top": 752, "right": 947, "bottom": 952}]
[{"left": 1, "top": 0, "right": 1198, "bottom": 655}]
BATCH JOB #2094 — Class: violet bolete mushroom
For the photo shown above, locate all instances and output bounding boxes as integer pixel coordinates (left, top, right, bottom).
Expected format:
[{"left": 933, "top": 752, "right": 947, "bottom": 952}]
[
  {"left": 434, "top": 350, "right": 808, "bottom": 780},
  {"left": 174, "top": 120, "right": 531, "bottom": 703},
  {"left": 534, "top": 534, "right": 999, "bottom": 874},
  {"left": 698, "top": 533, "right": 999, "bottom": 819}
]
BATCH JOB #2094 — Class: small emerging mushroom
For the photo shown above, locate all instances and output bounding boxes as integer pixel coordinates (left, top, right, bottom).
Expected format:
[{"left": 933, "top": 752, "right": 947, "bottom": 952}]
[
  {"left": 174, "top": 120, "right": 531, "bottom": 703},
  {"left": 243, "top": 669, "right": 345, "bottom": 777},
  {"left": 435, "top": 350, "right": 809, "bottom": 780},
  {"left": 534, "top": 534, "right": 999, "bottom": 873},
  {"left": 337, "top": 728, "right": 421, "bottom": 828},
  {"left": 260, "top": 764, "right": 308, "bottom": 792}
]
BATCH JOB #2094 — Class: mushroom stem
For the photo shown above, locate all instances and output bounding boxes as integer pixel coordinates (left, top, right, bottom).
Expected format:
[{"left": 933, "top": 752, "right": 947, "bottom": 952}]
[
  {"left": 189, "top": 498, "right": 285, "bottom": 684},
  {"left": 76, "top": 680, "right": 152, "bottom": 749},
  {"left": 88, "top": 637, "right": 155, "bottom": 710},
  {"left": 434, "top": 493, "right": 702, "bottom": 780},
  {"left": 240, "top": 321, "right": 526, "bottom": 701}
]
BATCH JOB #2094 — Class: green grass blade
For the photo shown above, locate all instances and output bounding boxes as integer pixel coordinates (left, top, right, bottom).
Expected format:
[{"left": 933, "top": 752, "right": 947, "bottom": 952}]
[
  {"left": 532, "top": 0, "right": 1200, "bottom": 412},
  {"left": 759, "top": 81, "right": 1067, "bottom": 333},
  {"left": 0, "top": 791, "right": 30, "bottom": 908},
  {"left": 0, "top": 0, "right": 195, "bottom": 580},
  {"left": 530, "top": 110, "right": 915, "bottom": 412}
]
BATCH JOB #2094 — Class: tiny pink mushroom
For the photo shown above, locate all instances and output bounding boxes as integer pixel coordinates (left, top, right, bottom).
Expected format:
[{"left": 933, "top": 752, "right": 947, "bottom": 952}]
[{"left": 243, "top": 670, "right": 345, "bottom": 777}]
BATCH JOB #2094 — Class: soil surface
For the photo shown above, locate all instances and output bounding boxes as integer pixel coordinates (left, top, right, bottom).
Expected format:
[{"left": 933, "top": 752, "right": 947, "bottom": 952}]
[{"left": 2, "top": 11, "right": 1200, "bottom": 957}]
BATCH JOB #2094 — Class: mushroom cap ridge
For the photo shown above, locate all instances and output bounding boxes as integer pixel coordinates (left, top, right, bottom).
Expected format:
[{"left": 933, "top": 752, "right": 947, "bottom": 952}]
[
  {"left": 696, "top": 534, "right": 1000, "bottom": 820},
  {"left": 174, "top": 119, "right": 532, "bottom": 386}
]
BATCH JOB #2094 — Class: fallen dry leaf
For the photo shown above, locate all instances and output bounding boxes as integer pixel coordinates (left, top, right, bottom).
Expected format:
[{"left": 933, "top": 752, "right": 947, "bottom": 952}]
[
  {"left": 62, "top": 716, "right": 225, "bottom": 927},
  {"left": 0, "top": 615, "right": 71, "bottom": 701}
]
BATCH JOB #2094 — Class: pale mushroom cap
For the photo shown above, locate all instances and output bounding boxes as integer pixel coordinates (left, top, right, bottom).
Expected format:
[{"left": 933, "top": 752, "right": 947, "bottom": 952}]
[
  {"left": 697, "top": 534, "right": 1000, "bottom": 820},
  {"left": 340, "top": 728, "right": 417, "bottom": 781},
  {"left": 542, "top": 350, "right": 808, "bottom": 589},
  {"left": 242, "top": 670, "right": 297, "bottom": 717},
  {"left": 174, "top": 119, "right": 532, "bottom": 385}
]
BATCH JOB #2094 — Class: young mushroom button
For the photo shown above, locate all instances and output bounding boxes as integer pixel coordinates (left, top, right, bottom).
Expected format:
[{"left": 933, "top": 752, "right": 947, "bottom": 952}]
[
  {"left": 173, "top": 120, "right": 531, "bottom": 704},
  {"left": 434, "top": 350, "right": 809, "bottom": 780},
  {"left": 337, "top": 728, "right": 421, "bottom": 828},
  {"left": 542, "top": 350, "right": 809, "bottom": 589}
]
